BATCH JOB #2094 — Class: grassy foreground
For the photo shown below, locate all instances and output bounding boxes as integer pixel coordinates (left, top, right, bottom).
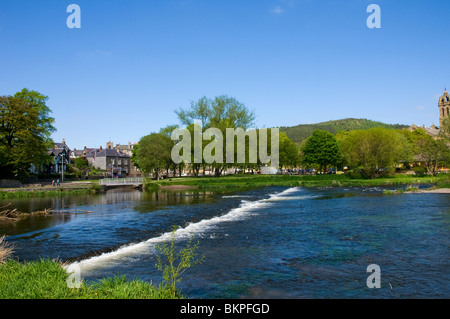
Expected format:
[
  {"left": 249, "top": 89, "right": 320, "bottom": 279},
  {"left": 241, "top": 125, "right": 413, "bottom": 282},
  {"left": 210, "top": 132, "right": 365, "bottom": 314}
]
[
  {"left": 0, "top": 259, "right": 177, "bottom": 299},
  {"left": 147, "top": 173, "right": 450, "bottom": 192}
]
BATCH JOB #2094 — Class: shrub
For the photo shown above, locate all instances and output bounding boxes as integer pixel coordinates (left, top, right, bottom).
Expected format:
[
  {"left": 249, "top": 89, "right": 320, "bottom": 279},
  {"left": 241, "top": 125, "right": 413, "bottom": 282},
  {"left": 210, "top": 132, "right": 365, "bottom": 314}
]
[
  {"left": 413, "top": 166, "right": 426, "bottom": 177},
  {"left": 0, "top": 236, "right": 15, "bottom": 263},
  {"left": 155, "top": 226, "right": 204, "bottom": 298},
  {"left": 345, "top": 169, "right": 365, "bottom": 179},
  {"left": 405, "top": 186, "right": 419, "bottom": 192}
]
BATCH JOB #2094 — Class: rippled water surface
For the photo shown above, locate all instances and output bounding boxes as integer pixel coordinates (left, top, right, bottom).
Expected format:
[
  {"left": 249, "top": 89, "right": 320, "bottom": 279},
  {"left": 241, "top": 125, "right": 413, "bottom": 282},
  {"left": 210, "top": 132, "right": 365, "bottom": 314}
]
[{"left": 1, "top": 186, "right": 449, "bottom": 298}]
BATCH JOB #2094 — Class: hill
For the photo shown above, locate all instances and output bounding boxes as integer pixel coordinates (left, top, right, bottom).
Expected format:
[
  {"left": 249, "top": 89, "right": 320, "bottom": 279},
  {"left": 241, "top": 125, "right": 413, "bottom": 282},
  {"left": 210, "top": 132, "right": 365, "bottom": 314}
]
[{"left": 279, "top": 118, "right": 409, "bottom": 143}]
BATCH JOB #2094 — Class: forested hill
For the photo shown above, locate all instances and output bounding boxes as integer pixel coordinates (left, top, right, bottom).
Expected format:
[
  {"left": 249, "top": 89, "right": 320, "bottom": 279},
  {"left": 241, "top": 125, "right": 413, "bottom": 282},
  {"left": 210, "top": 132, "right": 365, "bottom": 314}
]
[{"left": 279, "top": 118, "right": 409, "bottom": 143}]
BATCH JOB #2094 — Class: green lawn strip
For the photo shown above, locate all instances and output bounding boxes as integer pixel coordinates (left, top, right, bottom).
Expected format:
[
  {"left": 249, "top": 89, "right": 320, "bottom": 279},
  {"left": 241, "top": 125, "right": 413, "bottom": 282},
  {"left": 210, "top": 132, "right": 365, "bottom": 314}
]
[
  {"left": 0, "top": 259, "right": 176, "bottom": 299},
  {"left": 145, "top": 173, "right": 449, "bottom": 192}
]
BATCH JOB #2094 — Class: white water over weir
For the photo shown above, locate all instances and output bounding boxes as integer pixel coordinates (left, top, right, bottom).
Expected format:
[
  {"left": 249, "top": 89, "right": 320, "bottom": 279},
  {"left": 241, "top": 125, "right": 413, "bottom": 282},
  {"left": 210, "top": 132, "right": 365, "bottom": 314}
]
[{"left": 69, "top": 187, "right": 301, "bottom": 273}]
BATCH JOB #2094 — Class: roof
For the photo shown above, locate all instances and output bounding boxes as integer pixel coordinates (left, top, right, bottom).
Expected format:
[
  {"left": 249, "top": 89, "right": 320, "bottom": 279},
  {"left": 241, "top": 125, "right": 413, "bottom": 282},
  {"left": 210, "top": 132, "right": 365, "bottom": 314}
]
[
  {"left": 408, "top": 124, "right": 440, "bottom": 137},
  {"left": 86, "top": 148, "right": 131, "bottom": 158},
  {"left": 54, "top": 143, "right": 71, "bottom": 151}
]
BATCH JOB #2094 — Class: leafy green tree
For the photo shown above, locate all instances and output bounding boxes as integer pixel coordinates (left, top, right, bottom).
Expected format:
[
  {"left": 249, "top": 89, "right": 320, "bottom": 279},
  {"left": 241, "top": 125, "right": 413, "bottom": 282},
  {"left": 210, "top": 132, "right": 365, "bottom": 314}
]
[
  {"left": 73, "top": 157, "right": 89, "bottom": 170},
  {"left": 301, "top": 129, "right": 340, "bottom": 173},
  {"left": 439, "top": 117, "right": 450, "bottom": 143},
  {"left": 132, "top": 133, "right": 173, "bottom": 180},
  {"left": 279, "top": 132, "right": 299, "bottom": 169},
  {"left": 0, "top": 89, "right": 55, "bottom": 179},
  {"left": 402, "top": 128, "right": 449, "bottom": 175},
  {"left": 159, "top": 125, "right": 181, "bottom": 177},
  {"left": 175, "top": 95, "right": 255, "bottom": 177},
  {"left": 339, "top": 127, "right": 411, "bottom": 178}
]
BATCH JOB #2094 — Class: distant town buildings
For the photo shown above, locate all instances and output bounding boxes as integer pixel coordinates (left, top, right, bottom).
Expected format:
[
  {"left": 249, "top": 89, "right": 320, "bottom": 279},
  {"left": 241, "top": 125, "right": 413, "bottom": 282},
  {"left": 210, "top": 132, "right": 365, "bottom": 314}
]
[
  {"left": 439, "top": 89, "right": 450, "bottom": 127},
  {"left": 42, "top": 140, "right": 140, "bottom": 177},
  {"left": 407, "top": 88, "right": 449, "bottom": 137}
]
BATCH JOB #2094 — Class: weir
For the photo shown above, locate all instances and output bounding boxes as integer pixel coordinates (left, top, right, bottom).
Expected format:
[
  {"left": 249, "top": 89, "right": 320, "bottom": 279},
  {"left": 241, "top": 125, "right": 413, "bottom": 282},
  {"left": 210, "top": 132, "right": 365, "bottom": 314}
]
[{"left": 70, "top": 187, "right": 301, "bottom": 273}]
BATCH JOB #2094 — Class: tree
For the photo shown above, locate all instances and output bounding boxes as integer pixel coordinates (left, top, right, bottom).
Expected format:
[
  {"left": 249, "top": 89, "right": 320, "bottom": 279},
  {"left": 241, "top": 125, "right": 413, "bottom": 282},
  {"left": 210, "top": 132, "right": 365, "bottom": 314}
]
[
  {"left": 73, "top": 157, "right": 89, "bottom": 170},
  {"left": 301, "top": 129, "right": 340, "bottom": 173},
  {"left": 0, "top": 89, "right": 56, "bottom": 179},
  {"left": 339, "top": 127, "right": 410, "bottom": 178},
  {"left": 175, "top": 95, "right": 255, "bottom": 177},
  {"left": 402, "top": 128, "right": 449, "bottom": 175},
  {"left": 132, "top": 133, "right": 173, "bottom": 180},
  {"left": 159, "top": 125, "right": 181, "bottom": 177},
  {"left": 279, "top": 132, "right": 299, "bottom": 169},
  {"left": 439, "top": 117, "right": 450, "bottom": 143}
]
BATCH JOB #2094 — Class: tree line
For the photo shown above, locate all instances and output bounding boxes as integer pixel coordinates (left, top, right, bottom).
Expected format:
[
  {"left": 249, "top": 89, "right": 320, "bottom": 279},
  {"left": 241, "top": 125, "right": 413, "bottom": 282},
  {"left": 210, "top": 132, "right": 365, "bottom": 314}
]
[
  {"left": 0, "top": 89, "right": 55, "bottom": 180},
  {"left": 132, "top": 95, "right": 450, "bottom": 179},
  {"left": 1, "top": 90, "right": 448, "bottom": 181}
]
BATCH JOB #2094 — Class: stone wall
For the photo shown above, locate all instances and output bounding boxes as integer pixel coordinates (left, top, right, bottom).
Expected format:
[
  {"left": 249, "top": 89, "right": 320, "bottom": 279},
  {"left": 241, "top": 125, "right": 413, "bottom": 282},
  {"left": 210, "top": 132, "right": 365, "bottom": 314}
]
[{"left": 0, "top": 179, "right": 23, "bottom": 188}]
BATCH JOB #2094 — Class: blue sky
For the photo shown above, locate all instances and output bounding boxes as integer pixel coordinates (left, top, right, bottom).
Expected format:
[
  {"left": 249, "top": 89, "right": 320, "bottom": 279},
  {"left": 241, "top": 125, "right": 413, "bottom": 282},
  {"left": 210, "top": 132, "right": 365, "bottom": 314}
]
[{"left": 0, "top": 0, "right": 449, "bottom": 149}]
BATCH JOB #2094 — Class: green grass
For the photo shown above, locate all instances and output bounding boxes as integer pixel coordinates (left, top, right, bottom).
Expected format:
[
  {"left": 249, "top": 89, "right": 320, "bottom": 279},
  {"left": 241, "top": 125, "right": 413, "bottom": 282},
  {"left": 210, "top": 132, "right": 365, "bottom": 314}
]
[
  {"left": 405, "top": 186, "right": 420, "bottom": 192},
  {"left": 145, "top": 173, "right": 450, "bottom": 192},
  {"left": 0, "top": 259, "right": 177, "bottom": 299},
  {"left": 383, "top": 189, "right": 404, "bottom": 195},
  {"left": 0, "top": 184, "right": 102, "bottom": 199}
]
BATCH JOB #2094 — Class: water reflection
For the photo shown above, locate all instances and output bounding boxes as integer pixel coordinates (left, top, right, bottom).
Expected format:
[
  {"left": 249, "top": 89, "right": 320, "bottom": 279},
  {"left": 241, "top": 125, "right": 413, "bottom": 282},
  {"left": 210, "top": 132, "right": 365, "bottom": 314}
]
[{"left": 135, "top": 190, "right": 217, "bottom": 213}]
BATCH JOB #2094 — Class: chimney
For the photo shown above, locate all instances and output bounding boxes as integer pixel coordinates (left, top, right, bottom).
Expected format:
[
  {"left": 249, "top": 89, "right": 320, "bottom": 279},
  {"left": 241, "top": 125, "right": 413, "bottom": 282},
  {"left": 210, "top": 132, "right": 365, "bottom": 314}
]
[
  {"left": 62, "top": 138, "right": 66, "bottom": 145},
  {"left": 99, "top": 146, "right": 103, "bottom": 151}
]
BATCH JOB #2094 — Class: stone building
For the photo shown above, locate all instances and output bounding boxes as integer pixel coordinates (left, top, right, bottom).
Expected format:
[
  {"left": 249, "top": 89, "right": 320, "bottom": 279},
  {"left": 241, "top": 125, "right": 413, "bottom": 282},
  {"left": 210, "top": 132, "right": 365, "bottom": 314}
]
[
  {"left": 439, "top": 89, "right": 450, "bottom": 127},
  {"left": 46, "top": 139, "right": 71, "bottom": 173},
  {"left": 408, "top": 88, "right": 449, "bottom": 137},
  {"left": 86, "top": 148, "right": 132, "bottom": 177}
]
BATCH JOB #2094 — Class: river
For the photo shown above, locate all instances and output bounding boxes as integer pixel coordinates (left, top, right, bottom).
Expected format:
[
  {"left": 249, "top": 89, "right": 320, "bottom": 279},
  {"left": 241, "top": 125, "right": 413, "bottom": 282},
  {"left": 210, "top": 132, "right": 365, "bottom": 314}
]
[{"left": 1, "top": 186, "right": 449, "bottom": 298}]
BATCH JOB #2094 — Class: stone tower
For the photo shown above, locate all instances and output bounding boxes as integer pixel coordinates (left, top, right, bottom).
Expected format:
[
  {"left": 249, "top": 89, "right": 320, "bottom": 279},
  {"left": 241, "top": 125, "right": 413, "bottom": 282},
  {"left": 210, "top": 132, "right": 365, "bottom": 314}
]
[{"left": 439, "top": 89, "right": 450, "bottom": 126}]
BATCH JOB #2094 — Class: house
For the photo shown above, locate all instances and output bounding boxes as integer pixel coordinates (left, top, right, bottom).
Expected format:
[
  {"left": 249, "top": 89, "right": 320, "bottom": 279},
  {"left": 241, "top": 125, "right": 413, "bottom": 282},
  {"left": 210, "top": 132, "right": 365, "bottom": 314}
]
[
  {"left": 47, "top": 139, "right": 71, "bottom": 173},
  {"left": 86, "top": 147, "right": 132, "bottom": 177},
  {"left": 70, "top": 146, "right": 99, "bottom": 160}
]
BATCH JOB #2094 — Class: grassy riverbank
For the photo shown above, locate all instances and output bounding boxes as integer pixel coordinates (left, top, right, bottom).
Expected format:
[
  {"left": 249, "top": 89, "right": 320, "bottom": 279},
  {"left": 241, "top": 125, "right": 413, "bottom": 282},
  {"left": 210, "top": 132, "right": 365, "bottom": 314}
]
[
  {"left": 0, "top": 259, "right": 176, "bottom": 299},
  {"left": 147, "top": 173, "right": 450, "bottom": 192},
  {"left": 0, "top": 182, "right": 102, "bottom": 199}
]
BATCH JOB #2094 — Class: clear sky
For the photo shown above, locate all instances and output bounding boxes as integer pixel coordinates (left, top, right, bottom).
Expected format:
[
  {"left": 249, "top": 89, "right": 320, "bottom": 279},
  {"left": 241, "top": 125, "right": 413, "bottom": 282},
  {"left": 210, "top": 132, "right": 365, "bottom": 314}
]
[{"left": 1, "top": 0, "right": 449, "bottom": 150}]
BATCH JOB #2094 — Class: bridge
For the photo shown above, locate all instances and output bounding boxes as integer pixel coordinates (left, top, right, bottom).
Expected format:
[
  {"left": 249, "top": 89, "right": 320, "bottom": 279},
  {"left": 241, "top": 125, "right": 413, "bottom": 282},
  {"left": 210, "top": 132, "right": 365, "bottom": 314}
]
[{"left": 99, "top": 177, "right": 144, "bottom": 189}]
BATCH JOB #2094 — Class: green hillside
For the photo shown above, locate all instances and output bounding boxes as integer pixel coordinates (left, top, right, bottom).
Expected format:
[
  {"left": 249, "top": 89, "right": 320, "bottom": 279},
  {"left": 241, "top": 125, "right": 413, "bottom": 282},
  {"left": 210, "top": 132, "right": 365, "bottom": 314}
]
[{"left": 279, "top": 118, "right": 409, "bottom": 143}]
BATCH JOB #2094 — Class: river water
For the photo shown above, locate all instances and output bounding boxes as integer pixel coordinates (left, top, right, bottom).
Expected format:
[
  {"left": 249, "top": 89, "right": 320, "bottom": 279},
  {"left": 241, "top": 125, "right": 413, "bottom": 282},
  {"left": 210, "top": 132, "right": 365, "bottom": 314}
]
[{"left": 1, "top": 186, "right": 449, "bottom": 298}]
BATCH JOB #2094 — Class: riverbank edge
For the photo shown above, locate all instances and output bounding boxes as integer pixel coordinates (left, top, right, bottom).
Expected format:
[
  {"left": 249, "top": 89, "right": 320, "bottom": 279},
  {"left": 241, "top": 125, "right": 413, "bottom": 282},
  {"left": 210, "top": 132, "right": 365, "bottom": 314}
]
[
  {"left": 144, "top": 173, "right": 450, "bottom": 193},
  {"left": 0, "top": 258, "right": 180, "bottom": 299},
  {"left": 0, "top": 182, "right": 103, "bottom": 199},
  {"left": 1, "top": 174, "right": 449, "bottom": 198}
]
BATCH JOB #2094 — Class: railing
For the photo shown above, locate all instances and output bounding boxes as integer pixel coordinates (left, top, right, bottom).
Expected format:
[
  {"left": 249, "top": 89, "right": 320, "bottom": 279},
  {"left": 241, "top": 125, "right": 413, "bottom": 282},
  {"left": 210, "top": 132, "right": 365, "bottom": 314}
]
[{"left": 99, "top": 178, "right": 144, "bottom": 185}]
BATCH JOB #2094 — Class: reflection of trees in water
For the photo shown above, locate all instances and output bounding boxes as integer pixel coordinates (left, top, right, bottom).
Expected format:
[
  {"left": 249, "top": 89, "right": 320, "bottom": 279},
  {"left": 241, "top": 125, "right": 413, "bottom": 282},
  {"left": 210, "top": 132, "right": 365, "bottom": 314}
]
[
  {"left": 134, "top": 190, "right": 216, "bottom": 213},
  {"left": 0, "top": 189, "right": 144, "bottom": 213},
  {"left": 0, "top": 189, "right": 217, "bottom": 216}
]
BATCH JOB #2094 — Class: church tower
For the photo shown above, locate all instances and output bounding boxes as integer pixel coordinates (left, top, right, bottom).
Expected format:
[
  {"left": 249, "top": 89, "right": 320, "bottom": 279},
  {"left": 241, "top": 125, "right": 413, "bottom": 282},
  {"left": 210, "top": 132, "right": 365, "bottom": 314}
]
[{"left": 439, "top": 89, "right": 450, "bottom": 127}]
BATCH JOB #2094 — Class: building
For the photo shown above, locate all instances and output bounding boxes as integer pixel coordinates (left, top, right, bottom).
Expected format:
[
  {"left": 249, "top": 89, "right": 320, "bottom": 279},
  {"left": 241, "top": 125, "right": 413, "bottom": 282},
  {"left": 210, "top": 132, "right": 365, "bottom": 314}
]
[
  {"left": 106, "top": 141, "right": 136, "bottom": 156},
  {"left": 407, "top": 88, "right": 449, "bottom": 137},
  {"left": 439, "top": 89, "right": 450, "bottom": 127},
  {"left": 86, "top": 147, "right": 132, "bottom": 177},
  {"left": 70, "top": 146, "right": 99, "bottom": 160},
  {"left": 407, "top": 123, "right": 440, "bottom": 139},
  {"left": 47, "top": 139, "right": 71, "bottom": 173}
]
